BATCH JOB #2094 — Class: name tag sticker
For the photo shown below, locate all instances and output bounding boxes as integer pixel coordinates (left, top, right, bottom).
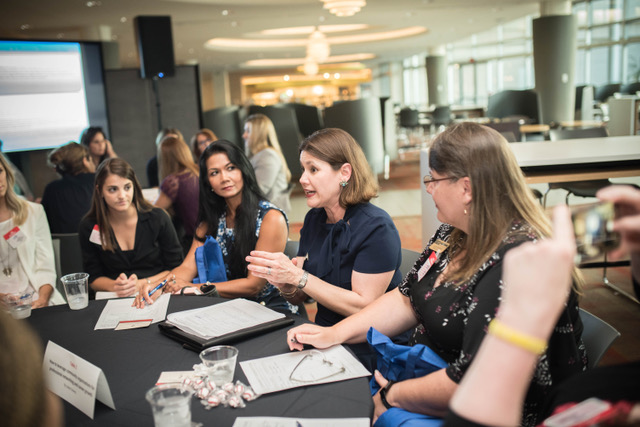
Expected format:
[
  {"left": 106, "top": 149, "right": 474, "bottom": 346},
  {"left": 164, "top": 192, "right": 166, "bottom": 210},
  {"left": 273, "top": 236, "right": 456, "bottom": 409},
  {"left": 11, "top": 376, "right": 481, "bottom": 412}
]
[
  {"left": 4, "top": 226, "right": 27, "bottom": 249},
  {"left": 89, "top": 224, "right": 102, "bottom": 245},
  {"left": 429, "top": 239, "right": 449, "bottom": 253}
]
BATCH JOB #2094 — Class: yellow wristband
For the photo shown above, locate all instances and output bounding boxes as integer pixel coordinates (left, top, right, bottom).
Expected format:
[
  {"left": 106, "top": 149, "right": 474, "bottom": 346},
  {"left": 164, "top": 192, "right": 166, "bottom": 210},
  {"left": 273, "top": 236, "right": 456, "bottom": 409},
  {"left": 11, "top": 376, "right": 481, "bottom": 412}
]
[{"left": 488, "top": 318, "right": 547, "bottom": 355}]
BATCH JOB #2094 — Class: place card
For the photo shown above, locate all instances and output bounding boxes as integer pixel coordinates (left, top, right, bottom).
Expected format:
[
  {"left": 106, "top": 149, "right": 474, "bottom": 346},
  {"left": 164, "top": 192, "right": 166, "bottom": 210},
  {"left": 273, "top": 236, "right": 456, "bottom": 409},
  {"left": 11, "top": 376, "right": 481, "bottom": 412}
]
[{"left": 43, "top": 341, "right": 115, "bottom": 419}]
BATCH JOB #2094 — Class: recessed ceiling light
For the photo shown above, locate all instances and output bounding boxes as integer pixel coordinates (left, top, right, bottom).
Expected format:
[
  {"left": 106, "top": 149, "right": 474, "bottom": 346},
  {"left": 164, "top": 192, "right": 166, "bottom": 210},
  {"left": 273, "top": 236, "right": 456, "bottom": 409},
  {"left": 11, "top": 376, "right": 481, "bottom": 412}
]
[
  {"left": 221, "top": 10, "right": 229, "bottom": 16},
  {"left": 231, "top": 21, "right": 238, "bottom": 27},
  {"left": 86, "top": 1, "right": 102, "bottom": 7},
  {"left": 120, "top": 17, "right": 127, "bottom": 23},
  {"left": 20, "top": 24, "right": 31, "bottom": 30}
]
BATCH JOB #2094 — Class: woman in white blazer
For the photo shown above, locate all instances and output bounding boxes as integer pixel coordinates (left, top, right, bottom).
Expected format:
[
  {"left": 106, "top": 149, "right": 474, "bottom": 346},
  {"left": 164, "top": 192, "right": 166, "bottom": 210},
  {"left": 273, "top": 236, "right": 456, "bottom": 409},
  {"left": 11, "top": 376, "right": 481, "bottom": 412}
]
[{"left": 0, "top": 153, "right": 64, "bottom": 307}]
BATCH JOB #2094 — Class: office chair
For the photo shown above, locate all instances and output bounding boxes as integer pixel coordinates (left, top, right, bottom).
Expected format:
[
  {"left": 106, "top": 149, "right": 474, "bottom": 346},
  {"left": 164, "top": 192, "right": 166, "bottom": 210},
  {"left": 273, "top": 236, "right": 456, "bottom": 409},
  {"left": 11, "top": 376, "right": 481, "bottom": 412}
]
[
  {"left": 483, "top": 121, "right": 522, "bottom": 142},
  {"left": 51, "top": 233, "right": 85, "bottom": 301},
  {"left": 431, "top": 105, "right": 452, "bottom": 128},
  {"left": 579, "top": 308, "right": 620, "bottom": 368}
]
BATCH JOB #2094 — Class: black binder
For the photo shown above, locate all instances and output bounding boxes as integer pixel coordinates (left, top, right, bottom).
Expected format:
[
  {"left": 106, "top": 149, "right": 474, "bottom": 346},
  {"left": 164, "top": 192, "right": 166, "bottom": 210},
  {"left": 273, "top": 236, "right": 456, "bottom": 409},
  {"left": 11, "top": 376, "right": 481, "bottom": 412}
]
[{"left": 158, "top": 316, "right": 295, "bottom": 352}]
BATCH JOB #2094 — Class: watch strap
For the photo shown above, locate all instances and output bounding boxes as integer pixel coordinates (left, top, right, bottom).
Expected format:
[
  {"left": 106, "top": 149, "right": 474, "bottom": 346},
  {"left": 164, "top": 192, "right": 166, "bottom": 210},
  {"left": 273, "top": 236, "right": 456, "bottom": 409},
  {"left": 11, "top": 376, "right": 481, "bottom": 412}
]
[
  {"left": 379, "top": 380, "right": 396, "bottom": 409},
  {"left": 297, "top": 270, "right": 309, "bottom": 289}
]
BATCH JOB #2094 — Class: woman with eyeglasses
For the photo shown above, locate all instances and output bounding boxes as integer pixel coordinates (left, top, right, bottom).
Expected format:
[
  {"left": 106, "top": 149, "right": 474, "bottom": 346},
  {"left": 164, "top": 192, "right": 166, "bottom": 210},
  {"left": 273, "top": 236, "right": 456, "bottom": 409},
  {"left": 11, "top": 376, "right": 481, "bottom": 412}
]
[
  {"left": 279, "top": 123, "right": 587, "bottom": 427},
  {"left": 190, "top": 128, "right": 217, "bottom": 160},
  {"left": 41, "top": 142, "right": 96, "bottom": 234}
]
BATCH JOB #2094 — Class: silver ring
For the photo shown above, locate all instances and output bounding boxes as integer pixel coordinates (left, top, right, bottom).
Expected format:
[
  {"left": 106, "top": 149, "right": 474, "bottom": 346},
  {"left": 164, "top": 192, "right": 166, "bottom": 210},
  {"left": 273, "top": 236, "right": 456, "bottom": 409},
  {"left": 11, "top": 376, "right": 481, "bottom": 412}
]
[{"left": 267, "top": 267, "right": 271, "bottom": 275}]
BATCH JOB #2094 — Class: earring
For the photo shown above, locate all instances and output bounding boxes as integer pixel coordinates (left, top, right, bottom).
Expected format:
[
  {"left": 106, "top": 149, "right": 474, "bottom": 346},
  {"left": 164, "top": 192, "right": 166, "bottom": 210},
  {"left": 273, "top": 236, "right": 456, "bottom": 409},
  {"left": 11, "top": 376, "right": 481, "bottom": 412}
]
[
  {"left": 340, "top": 180, "right": 348, "bottom": 188},
  {"left": 464, "top": 209, "right": 468, "bottom": 215}
]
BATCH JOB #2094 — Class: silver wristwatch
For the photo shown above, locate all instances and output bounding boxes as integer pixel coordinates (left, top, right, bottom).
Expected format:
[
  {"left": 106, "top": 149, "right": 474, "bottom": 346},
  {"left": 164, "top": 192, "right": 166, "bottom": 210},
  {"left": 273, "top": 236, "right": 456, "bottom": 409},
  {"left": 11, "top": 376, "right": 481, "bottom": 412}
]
[{"left": 297, "top": 270, "right": 309, "bottom": 289}]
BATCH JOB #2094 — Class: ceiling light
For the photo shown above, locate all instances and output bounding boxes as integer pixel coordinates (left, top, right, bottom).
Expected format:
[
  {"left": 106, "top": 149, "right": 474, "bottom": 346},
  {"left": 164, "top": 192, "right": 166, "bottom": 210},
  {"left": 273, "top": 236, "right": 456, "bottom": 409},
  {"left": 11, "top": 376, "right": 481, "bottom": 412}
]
[
  {"left": 320, "top": 0, "right": 366, "bottom": 17},
  {"left": 303, "top": 60, "right": 319, "bottom": 76},
  {"left": 243, "top": 53, "right": 375, "bottom": 68},
  {"left": 306, "top": 30, "right": 330, "bottom": 63}
]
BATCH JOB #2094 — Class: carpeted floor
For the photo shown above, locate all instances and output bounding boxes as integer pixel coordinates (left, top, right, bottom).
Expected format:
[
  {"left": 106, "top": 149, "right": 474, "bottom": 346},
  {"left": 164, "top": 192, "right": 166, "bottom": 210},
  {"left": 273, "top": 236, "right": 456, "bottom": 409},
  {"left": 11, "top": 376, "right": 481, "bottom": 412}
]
[{"left": 293, "top": 159, "right": 640, "bottom": 366}]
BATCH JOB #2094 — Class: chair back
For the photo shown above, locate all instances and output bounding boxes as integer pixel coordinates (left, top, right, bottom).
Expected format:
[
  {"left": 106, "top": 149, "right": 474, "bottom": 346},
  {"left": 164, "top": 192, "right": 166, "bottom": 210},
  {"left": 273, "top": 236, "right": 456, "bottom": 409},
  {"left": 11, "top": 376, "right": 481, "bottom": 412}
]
[
  {"left": 579, "top": 308, "right": 620, "bottom": 368},
  {"left": 487, "top": 90, "right": 540, "bottom": 123},
  {"left": 399, "top": 107, "right": 420, "bottom": 128},
  {"left": 51, "top": 233, "right": 85, "bottom": 301},
  {"left": 549, "top": 127, "right": 608, "bottom": 141},
  {"left": 483, "top": 121, "right": 522, "bottom": 142},
  {"left": 621, "top": 82, "right": 640, "bottom": 95},
  {"left": 399, "top": 248, "right": 420, "bottom": 278},
  {"left": 280, "top": 103, "right": 324, "bottom": 138},
  {"left": 431, "top": 106, "right": 452, "bottom": 127},
  {"left": 282, "top": 240, "right": 308, "bottom": 319},
  {"left": 594, "top": 83, "right": 622, "bottom": 103},
  {"left": 202, "top": 106, "right": 243, "bottom": 148}
]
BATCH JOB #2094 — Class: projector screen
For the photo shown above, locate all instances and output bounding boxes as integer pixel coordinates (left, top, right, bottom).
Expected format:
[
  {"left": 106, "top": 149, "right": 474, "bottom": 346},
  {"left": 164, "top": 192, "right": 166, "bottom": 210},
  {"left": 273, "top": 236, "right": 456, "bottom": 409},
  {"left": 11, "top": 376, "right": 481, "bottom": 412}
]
[{"left": 0, "top": 40, "right": 109, "bottom": 153}]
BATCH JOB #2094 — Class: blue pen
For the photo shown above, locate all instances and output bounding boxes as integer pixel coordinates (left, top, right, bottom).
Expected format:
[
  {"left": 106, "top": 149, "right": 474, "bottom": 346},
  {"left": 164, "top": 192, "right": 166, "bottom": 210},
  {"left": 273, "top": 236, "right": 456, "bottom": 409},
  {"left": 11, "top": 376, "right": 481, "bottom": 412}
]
[{"left": 148, "top": 279, "right": 168, "bottom": 297}]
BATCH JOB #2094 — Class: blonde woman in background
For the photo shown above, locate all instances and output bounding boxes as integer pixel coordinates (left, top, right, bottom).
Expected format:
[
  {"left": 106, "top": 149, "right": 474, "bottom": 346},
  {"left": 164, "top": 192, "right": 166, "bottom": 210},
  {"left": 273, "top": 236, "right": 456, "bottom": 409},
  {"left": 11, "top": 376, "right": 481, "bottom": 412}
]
[
  {"left": 191, "top": 128, "right": 218, "bottom": 160},
  {"left": 147, "top": 127, "right": 183, "bottom": 188},
  {"left": 156, "top": 134, "right": 200, "bottom": 254},
  {"left": 243, "top": 114, "right": 292, "bottom": 214},
  {"left": 0, "top": 153, "right": 65, "bottom": 307}
]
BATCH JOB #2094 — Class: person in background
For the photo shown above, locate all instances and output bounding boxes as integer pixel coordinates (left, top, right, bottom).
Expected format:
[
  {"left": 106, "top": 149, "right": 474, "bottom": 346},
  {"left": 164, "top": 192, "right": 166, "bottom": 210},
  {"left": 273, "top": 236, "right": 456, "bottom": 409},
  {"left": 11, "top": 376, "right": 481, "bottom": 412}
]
[
  {"left": 78, "top": 158, "right": 183, "bottom": 297},
  {"left": 0, "top": 140, "right": 34, "bottom": 201},
  {"left": 155, "top": 134, "right": 200, "bottom": 255},
  {"left": 0, "top": 310, "right": 63, "bottom": 427},
  {"left": 80, "top": 126, "right": 117, "bottom": 169},
  {"left": 279, "top": 123, "right": 586, "bottom": 427},
  {"left": 0, "top": 153, "right": 65, "bottom": 307},
  {"left": 146, "top": 128, "right": 183, "bottom": 188},
  {"left": 135, "top": 140, "right": 294, "bottom": 313},
  {"left": 243, "top": 114, "right": 292, "bottom": 214},
  {"left": 190, "top": 128, "right": 218, "bottom": 160},
  {"left": 41, "top": 142, "right": 96, "bottom": 234}
]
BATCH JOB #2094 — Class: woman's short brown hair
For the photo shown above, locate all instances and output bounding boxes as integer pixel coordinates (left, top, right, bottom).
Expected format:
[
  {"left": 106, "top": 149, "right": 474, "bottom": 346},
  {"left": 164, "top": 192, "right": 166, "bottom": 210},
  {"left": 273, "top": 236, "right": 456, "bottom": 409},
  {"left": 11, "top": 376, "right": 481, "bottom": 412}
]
[
  {"left": 300, "top": 128, "right": 378, "bottom": 207},
  {"left": 47, "top": 142, "right": 91, "bottom": 176}
]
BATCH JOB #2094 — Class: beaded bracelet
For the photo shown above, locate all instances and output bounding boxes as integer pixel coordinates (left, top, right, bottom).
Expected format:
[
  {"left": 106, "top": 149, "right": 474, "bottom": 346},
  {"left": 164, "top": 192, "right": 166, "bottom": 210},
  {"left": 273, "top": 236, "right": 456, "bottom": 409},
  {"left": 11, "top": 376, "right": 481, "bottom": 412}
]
[{"left": 488, "top": 318, "right": 547, "bottom": 355}]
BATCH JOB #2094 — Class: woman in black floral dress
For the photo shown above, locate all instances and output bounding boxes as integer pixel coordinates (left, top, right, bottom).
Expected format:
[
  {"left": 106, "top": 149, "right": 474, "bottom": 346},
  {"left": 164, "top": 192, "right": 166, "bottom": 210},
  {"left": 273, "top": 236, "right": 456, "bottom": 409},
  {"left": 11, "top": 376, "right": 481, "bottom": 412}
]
[{"left": 285, "top": 122, "right": 587, "bottom": 427}]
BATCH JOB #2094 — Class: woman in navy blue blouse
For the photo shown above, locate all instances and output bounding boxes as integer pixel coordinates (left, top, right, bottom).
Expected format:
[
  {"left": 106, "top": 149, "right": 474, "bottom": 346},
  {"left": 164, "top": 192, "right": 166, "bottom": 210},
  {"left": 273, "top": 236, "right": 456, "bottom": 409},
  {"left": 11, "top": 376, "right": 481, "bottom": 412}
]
[{"left": 246, "top": 128, "right": 403, "bottom": 326}]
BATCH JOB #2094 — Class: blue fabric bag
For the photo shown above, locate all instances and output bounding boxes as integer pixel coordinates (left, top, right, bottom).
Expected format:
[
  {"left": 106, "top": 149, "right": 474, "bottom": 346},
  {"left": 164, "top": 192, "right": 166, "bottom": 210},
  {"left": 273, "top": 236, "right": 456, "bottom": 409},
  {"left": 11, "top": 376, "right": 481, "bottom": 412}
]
[
  {"left": 193, "top": 236, "right": 227, "bottom": 284},
  {"left": 367, "top": 327, "right": 448, "bottom": 427}
]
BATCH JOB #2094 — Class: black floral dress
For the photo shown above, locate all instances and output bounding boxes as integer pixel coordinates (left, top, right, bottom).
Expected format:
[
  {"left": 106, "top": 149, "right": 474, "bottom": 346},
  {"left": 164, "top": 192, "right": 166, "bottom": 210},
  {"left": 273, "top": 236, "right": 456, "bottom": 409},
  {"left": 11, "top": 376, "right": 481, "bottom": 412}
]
[{"left": 398, "top": 221, "right": 587, "bottom": 426}]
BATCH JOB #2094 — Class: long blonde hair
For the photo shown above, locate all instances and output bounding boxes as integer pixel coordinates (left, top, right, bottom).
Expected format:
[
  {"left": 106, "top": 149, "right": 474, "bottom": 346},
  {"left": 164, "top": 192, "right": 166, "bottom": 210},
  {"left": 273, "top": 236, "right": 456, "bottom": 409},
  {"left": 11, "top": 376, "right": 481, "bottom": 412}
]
[
  {"left": 245, "top": 114, "right": 291, "bottom": 182},
  {"left": 158, "top": 135, "right": 199, "bottom": 181},
  {"left": 0, "top": 153, "right": 28, "bottom": 226},
  {"left": 429, "top": 122, "right": 582, "bottom": 290}
]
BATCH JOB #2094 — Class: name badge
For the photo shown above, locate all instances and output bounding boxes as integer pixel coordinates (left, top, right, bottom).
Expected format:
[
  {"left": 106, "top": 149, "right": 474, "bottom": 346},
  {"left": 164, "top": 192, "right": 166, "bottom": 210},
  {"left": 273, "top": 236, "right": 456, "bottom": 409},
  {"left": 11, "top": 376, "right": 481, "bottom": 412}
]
[
  {"left": 3, "top": 226, "right": 26, "bottom": 249},
  {"left": 417, "top": 239, "right": 450, "bottom": 282},
  {"left": 89, "top": 224, "right": 102, "bottom": 245}
]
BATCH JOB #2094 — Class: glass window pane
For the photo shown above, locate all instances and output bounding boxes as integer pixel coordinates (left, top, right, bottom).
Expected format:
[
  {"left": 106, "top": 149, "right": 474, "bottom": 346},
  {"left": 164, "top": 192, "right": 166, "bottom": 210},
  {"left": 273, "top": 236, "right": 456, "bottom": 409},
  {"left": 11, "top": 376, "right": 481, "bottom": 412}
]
[
  {"left": 448, "top": 65, "right": 461, "bottom": 105},
  {"left": 502, "top": 57, "right": 528, "bottom": 89},
  {"left": 590, "top": 46, "right": 610, "bottom": 85},
  {"left": 476, "top": 62, "right": 488, "bottom": 106},
  {"left": 626, "top": 0, "right": 640, "bottom": 19},
  {"left": 611, "top": 44, "right": 622, "bottom": 82},
  {"left": 625, "top": 43, "right": 640, "bottom": 82},
  {"left": 461, "top": 64, "right": 475, "bottom": 105},
  {"left": 575, "top": 49, "right": 586, "bottom": 85},
  {"left": 591, "top": 0, "right": 623, "bottom": 25},
  {"left": 625, "top": 19, "right": 640, "bottom": 38},
  {"left": 574, "top": 1, "right": 588, "bottom": 27}
]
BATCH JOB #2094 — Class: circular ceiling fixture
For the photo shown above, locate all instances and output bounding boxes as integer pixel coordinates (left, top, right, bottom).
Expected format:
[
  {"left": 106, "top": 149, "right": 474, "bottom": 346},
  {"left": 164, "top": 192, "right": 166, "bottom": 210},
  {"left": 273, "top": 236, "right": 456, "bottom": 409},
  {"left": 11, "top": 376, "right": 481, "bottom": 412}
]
[{"left": 320, "top": 1, "right": 366, "bottom": 17}]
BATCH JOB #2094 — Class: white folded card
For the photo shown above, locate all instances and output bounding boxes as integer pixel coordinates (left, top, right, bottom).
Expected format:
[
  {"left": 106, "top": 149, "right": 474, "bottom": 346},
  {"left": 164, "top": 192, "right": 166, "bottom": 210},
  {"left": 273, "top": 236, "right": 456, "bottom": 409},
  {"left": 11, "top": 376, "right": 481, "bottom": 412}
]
[
  {"left": 233, "top": 417, "right": 370, "bottom": 427},
  {"left": 43, "top": 341, "right": 115, "bottom": 419}
]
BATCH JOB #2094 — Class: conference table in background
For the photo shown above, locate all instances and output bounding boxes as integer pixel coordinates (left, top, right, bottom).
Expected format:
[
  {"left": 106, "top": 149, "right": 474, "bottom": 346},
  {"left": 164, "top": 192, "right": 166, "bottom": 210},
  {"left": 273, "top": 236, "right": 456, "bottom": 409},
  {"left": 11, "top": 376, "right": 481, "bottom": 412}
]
[
  {"left": 27, "top": 296, "right": 373, "bottom": 426},
  {"left": 420, "top": 135, "right": 640, "bottom": 244}
]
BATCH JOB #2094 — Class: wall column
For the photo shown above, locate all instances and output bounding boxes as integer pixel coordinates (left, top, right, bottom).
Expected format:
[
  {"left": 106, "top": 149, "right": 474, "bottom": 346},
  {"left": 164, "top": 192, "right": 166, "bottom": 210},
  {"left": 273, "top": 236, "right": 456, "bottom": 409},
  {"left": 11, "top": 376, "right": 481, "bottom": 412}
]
[
  {"left": 532, "top": 1, "right": 576, "bottom": 124},
  {"left": 426, "top": 46, "right": 448, "bottom": 106}
]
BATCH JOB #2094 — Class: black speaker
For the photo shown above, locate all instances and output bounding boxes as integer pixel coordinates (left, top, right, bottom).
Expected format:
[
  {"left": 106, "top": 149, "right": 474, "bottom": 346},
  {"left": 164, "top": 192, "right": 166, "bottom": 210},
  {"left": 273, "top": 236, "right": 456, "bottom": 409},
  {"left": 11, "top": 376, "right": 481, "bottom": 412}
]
[{"left": 134, "top": 16, "right": 175, "bottom": 79}]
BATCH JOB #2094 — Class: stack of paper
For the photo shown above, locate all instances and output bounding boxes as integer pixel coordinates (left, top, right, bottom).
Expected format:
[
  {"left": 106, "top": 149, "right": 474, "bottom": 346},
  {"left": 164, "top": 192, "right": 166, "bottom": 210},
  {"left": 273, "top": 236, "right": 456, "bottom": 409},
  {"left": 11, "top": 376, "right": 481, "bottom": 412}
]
[{"left": 166, "top": 298, "right": 286, "bottom": 340}]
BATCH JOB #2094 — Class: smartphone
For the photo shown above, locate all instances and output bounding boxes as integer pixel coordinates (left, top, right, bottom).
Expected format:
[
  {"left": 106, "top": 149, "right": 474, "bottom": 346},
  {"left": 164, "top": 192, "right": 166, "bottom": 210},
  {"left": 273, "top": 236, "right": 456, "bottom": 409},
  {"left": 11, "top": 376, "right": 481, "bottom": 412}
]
[{"left": 571, "top": 201, "right": 620, "bottom": 263}]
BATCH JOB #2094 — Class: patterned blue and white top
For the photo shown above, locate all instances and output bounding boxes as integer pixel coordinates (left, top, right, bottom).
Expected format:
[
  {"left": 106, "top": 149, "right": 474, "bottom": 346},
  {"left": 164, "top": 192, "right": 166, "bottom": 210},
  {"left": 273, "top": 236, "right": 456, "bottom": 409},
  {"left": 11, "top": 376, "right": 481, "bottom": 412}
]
[{"left": 214, "top": 200, "right": 296, "bottom": 313}]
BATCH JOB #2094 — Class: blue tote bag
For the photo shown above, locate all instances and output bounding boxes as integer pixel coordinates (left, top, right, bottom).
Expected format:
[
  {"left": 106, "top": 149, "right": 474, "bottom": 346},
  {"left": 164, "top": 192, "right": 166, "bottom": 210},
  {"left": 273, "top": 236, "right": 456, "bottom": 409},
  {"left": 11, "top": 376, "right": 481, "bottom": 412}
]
[
  {"left": 367, "top": 328, "right": 448, "bottom": 427},
  {"left": 193, "top": 236, "right": 227, "bottom": 284}
]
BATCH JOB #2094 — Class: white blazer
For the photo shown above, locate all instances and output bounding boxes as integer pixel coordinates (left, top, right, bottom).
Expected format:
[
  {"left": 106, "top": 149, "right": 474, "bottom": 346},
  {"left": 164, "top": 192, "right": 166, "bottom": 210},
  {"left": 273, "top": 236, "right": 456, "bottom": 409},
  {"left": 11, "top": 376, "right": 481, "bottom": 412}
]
[{"left": 15, "top": 202, "right": 65, "bottom": 305}]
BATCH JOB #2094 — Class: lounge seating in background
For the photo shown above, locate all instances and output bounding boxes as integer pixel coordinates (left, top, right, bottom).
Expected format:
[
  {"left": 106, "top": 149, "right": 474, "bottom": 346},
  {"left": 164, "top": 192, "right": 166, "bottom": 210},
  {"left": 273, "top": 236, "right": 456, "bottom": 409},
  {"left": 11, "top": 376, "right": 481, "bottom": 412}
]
[
  {"left": 202, "top": 106, "right": 243, "bottom": 147},
  {"left": 486, "top": 89, "right": 540, "bottom": 124},
  {"left": 279, "top": 103, "right": 324, "bottom": 138},
  {"left": 324, "top": 98, "right": 386, "bottom": 176},
  {"left": 594, "top": 83, "right": 622, "bottom": 103},
  {"left": 620, "top": 81, "right": 640, "bottom": 95}
]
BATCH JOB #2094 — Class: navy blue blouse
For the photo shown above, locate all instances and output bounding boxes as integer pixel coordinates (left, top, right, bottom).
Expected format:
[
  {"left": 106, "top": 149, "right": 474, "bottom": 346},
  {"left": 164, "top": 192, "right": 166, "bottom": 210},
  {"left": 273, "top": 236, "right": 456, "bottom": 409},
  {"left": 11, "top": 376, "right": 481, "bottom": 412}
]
[{"left": 298, "top": 202, "right": 402, "bottom": 326}]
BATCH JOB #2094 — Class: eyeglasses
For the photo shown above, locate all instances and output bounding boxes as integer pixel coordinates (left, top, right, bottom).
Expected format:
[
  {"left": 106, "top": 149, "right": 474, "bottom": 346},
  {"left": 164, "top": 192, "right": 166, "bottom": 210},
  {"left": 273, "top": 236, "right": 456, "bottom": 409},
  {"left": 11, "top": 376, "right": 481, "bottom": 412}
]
[
  {"left": 289, "top": 350, "right": 346, "bottom": 383},
  {"left": 423, "top": 175, "right": 456, "bottom": 186}
]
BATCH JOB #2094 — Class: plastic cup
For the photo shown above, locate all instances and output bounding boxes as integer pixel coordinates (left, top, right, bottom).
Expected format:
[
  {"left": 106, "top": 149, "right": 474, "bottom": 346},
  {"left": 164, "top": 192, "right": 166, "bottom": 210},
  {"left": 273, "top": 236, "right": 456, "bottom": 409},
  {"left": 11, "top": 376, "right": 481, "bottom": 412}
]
[
  {"left": 199, "top": 345, "right": 238, "bottom": 386},
  {"left": 61, "top": 273, "right": 89, "bottom": 310},
  {"left": 145, "top": 384, "right": 192, "bottom": 427},
  {"left": 2, "top": 291, "right": 33, "bottom": 319}
]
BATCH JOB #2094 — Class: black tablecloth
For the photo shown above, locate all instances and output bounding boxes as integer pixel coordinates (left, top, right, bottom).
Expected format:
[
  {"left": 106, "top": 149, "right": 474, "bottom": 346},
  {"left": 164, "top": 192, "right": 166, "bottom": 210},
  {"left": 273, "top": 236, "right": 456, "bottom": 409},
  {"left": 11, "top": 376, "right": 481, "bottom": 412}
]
[{"left": 27, "top": 296, "right": 373, "bottom": 426}]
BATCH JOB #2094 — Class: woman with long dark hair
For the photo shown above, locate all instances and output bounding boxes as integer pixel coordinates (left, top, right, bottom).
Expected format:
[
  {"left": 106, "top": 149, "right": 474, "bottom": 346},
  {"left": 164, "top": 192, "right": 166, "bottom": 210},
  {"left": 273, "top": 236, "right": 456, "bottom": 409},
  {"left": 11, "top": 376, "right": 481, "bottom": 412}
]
[
  {"left": 135, "top": 140, "right": 293, "bottom": 313},
  {"left": 80, "top": 126, "right": 117, "bottom": 168},
  {"left": 78, "top": 158, "right": 183, "bottom": 297}
]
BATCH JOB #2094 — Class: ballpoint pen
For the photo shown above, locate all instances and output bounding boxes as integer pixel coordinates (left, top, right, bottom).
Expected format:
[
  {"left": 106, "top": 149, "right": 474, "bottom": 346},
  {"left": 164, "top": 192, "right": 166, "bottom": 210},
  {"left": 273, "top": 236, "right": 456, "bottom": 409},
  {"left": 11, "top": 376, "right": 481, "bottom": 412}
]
[{"left": 148, "top": 279, "right": 168, "bottom": 297}]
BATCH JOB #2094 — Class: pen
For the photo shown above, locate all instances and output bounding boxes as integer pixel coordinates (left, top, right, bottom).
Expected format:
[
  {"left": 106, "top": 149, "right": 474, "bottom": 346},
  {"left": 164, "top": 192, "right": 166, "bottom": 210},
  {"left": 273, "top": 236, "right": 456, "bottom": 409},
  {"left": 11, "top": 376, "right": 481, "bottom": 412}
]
[{"left": 148, "top": 279, "right": 168, "bottom": 297}]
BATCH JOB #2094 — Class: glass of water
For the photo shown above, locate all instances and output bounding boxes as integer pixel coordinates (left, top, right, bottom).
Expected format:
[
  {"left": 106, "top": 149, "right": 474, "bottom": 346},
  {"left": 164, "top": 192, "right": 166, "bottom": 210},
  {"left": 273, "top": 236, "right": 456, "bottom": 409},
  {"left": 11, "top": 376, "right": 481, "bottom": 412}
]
[
  {"left": 145, "top": 384, "right": 193, "bottom": 427},
  {"left": 199, "top": 345, "right": 239, "bottom": 386}
]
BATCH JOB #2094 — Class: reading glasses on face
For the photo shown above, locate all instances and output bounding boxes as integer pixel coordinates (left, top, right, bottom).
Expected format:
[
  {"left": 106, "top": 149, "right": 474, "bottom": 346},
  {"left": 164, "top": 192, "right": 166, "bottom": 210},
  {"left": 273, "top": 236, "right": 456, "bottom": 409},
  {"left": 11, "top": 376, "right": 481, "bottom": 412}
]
[{"left": 423, "top": 175, "right": 455, "bottom": 186}]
